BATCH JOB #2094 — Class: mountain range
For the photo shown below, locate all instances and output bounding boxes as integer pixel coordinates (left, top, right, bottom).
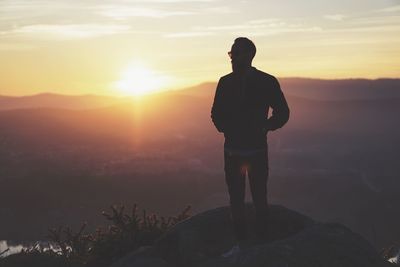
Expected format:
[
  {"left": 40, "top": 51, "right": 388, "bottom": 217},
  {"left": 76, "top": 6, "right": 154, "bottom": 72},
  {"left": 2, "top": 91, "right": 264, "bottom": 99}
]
[{"left": 0, "top": 77, "right": 399, "bottom": 250}]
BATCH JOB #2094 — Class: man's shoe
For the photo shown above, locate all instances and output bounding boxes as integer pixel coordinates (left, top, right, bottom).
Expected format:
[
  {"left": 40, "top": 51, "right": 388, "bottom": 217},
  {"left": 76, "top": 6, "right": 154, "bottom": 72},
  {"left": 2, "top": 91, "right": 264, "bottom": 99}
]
[{"left": 221, "top": 244, "right": 241, "bottom": 258}]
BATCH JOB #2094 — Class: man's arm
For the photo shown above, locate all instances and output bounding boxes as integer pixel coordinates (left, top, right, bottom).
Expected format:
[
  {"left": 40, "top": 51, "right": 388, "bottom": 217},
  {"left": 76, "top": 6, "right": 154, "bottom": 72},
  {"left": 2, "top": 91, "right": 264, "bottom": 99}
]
[
  {"left": 263, "top": 77, "right": 290, "bottom": 132},
  {"left": 211, "top": 78, "right": 226, "bottom": 133}
]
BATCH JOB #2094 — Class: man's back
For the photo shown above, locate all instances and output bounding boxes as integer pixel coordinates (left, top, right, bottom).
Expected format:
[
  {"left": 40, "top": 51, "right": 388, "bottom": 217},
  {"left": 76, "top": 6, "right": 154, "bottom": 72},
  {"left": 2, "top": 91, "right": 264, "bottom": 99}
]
[{"left": 211, "top": 66, "right": 289, "bottom": 150}]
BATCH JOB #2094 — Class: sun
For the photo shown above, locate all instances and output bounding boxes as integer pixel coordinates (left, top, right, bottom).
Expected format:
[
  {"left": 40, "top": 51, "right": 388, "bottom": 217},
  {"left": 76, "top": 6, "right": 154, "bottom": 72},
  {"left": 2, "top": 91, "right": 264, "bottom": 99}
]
[{"left": 115, "top": 62, "right": 170, "bottom": 96}]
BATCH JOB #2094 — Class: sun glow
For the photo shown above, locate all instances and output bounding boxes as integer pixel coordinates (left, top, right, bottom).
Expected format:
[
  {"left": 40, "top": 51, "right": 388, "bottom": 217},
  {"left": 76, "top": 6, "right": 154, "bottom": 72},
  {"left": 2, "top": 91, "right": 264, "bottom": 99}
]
[{"left": 115, "top": 62, "right": 171, "bottom": 96}]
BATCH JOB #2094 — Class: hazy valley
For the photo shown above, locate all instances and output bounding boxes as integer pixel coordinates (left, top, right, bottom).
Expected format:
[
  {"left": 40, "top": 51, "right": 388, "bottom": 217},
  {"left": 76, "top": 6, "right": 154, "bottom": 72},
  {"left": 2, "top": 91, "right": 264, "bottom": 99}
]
[{"left": 1, "top": 78, "right": 399, "bottom": 249}]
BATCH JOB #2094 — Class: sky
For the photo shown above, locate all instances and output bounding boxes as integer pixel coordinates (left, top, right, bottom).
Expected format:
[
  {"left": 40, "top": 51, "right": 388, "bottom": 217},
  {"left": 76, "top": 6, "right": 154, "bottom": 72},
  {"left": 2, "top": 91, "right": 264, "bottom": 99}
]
[{"left": 0, "top": 0, "right": 399, "bottom": 96}]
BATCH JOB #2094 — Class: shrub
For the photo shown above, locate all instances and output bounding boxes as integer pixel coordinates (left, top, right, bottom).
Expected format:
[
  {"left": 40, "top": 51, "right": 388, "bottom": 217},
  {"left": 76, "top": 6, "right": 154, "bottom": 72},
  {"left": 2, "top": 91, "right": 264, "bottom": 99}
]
[{"left": 0, "top": 203, "right": 191, "bottom": 267}]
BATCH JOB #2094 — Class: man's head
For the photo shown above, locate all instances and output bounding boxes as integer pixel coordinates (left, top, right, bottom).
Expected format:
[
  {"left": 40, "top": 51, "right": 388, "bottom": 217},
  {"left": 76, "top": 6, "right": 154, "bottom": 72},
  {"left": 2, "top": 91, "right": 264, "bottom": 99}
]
[{"left": 229, "top": 37, "right": 256, "bottom": 73}]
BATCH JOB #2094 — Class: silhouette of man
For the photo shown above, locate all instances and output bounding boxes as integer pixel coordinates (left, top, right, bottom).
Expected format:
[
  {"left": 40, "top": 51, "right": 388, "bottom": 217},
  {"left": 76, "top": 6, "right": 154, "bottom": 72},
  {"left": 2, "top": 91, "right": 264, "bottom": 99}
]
[{"left": 211, "top": 37, "right": 290, "bottom": 257}]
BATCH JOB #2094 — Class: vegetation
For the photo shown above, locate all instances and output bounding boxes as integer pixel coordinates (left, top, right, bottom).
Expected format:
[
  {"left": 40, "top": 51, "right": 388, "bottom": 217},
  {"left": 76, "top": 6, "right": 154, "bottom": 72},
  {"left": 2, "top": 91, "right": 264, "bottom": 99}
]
[
  {"left": 381, "top": 242, "right": 400, "bottom": 265},
  {"left": 0, "top": 203, "right": 191, "bottom": 267}
]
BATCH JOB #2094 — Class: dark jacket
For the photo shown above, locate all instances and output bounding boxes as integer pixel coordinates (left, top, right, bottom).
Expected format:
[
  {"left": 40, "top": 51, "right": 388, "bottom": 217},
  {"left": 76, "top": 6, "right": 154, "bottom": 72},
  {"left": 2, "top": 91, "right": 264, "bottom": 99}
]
[{"left": 211, "top": 67, "right": 290, "bottom": 149}]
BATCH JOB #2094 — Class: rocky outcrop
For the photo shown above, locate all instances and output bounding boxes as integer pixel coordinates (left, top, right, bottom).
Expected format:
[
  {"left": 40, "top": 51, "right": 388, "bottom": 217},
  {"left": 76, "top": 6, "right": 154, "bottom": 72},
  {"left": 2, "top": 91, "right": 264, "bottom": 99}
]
[{"left": 109, "top": 203, "right": 392, "bottom": 267}]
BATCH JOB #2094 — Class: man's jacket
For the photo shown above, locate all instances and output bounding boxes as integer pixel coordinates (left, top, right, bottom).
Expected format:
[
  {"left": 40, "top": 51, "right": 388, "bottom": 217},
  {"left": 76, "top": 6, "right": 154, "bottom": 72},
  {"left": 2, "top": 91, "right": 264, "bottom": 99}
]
[{"left": 211, "top": 67, "right": 290, "bottom": 150}]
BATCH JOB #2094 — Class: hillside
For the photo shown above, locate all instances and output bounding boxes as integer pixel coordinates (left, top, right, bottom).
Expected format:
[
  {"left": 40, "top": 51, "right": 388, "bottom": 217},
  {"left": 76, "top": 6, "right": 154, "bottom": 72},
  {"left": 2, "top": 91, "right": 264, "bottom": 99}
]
[{"left": 0, "top": 78, "right": 399, "bottom": 250}]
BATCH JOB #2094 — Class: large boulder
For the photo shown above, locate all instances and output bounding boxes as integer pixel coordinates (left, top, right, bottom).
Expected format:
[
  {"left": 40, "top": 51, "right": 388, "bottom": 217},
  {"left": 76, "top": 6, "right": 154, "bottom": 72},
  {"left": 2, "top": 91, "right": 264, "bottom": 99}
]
[
  {"left": 110, "top": 203, "right": 392, "bottom": 267},
  {"left": 109, "top": 246, "right": 168, "bottom": 267}
]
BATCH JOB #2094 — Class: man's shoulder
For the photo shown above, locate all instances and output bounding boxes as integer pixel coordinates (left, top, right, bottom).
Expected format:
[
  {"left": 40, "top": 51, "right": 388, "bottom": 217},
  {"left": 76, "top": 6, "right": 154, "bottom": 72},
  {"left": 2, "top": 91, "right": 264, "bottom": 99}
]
[
  {"left": 219, "top": 72, "right": 234, "bottom": 82},
  {"left": 252, "top": 67, "right": 278, "bottom": 82},
  {"left": 218, "top": 67, "right": 278, "bottom": 83}
]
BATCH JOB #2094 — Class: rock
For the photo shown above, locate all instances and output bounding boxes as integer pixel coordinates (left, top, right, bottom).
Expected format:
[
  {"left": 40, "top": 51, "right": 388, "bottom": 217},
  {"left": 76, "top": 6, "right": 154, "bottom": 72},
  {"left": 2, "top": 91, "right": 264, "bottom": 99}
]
[
  {"left": 111, "top": 203, "right": 392, "bottom": 267},
  {"left": 153, "top": 203, "right": 314, "bottom": 266},
  {"left": 195, "top": 222, "right": 391, "bottom": 267},
  {"left": 109, "top": 246, "right": 168, "bottom": 267}
]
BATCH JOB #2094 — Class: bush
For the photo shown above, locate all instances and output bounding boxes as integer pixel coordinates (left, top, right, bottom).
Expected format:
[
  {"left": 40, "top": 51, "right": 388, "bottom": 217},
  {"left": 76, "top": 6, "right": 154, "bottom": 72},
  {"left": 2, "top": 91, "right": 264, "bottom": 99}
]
[{"left": 0, "top": 203, "right": 191, "bottom": 267}]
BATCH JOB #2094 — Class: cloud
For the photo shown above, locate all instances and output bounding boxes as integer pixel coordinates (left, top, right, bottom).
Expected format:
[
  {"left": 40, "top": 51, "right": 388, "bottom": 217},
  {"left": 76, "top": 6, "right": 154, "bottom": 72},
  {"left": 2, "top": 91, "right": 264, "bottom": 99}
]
[
  {"left": 248, "top": 18, "right": 284, "bottom": 24},
  {"left": 376, "top": 5, "right": 400, "bottom": 13},
  {"left": 173, "top": 19, "right": 322, "bottom": 37},
  {"left": 96, "top": 5, "right": 195, "bottom": 19},
  {"left": 319, "top": 9, "right": 400, "bottom": 36},
  {"left": 0, "top": 0, "right": 90, "bottom": 21},
  {"left": 95, "top": 3, "right": 233, "bottom": 20},
  {"left": 345, "top": 13, "right": 400, "bottom": 28},
  {"left": 201, "top": 6, "right": 235, "bottom": 14},
  {"left": 0, "top": 0, "right": 201, "bottom": 25},
  {"left": 164, "top": 31, "right": 215, "bottom": 38},
  {"left": 1, "top": 24, "right": 132, "bottom": 39},
  {"left": 324, "top": 14, "right": 345, "bottom": 21}
]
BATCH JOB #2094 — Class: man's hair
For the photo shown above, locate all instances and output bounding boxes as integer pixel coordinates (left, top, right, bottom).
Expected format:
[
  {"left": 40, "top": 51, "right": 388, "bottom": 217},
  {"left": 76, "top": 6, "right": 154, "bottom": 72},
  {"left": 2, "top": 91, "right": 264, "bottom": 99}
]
[{"left": 234, "top": 37, "right": 256, "bottom": 58}]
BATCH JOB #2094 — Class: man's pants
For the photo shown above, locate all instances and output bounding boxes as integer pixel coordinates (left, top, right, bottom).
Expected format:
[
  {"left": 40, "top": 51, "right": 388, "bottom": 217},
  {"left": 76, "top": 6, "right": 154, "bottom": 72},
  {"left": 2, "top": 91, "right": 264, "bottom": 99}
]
[{"left": 224, "top": 148, "right": 269, "bottom": 242}]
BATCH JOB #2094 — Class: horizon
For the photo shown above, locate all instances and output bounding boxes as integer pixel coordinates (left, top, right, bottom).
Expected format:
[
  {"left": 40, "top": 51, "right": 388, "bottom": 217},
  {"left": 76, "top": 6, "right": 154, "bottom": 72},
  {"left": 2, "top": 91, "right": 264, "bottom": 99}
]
[
  {"left": 0, "top": 0, "right": 399, "bottom": 96},
  {"left": 1, "top": 76, "right": 400, "bottom": 98}
]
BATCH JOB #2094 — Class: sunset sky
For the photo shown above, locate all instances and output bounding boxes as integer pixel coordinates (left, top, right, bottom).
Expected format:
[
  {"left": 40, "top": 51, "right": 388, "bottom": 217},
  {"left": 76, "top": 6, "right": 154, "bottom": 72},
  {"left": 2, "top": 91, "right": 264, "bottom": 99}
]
[{"left": 0, "top": 0, "right": 399, "bottom": 96}]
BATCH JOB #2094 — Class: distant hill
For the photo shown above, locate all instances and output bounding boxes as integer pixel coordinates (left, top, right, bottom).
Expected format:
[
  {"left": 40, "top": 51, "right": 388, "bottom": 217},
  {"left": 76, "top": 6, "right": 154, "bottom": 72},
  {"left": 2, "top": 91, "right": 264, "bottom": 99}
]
[
  {"left": 1, "top": 92, "right": 399, "bottom": 148},
  {"left": 176, "top": 78, "right": 400, "bottom": 101},
  {"left": 0, "top": 93, "right": 129, "bottom": 111},
  {"left": 279, "top": 78, "right": 400, "bottom": 100},
  {"left": 1, "top": 78, "right": 399, "bottom": 111}
]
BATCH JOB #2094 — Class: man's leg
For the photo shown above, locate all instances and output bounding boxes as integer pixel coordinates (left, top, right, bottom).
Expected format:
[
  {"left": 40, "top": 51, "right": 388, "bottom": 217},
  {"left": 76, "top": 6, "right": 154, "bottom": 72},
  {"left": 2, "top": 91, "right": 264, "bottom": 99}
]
[
  {"left": 247, "top": 148, "right": 269, "bottom": 239},
  {"left": 224, "top": 151, "right": 247, "bottom": 243}
]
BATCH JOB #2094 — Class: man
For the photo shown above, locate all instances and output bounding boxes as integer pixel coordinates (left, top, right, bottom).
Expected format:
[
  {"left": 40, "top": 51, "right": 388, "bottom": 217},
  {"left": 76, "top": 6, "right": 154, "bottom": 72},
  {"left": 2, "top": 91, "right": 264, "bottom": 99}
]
[{"left": 211, "top": 37, "right": 290, "bottom": 257}]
